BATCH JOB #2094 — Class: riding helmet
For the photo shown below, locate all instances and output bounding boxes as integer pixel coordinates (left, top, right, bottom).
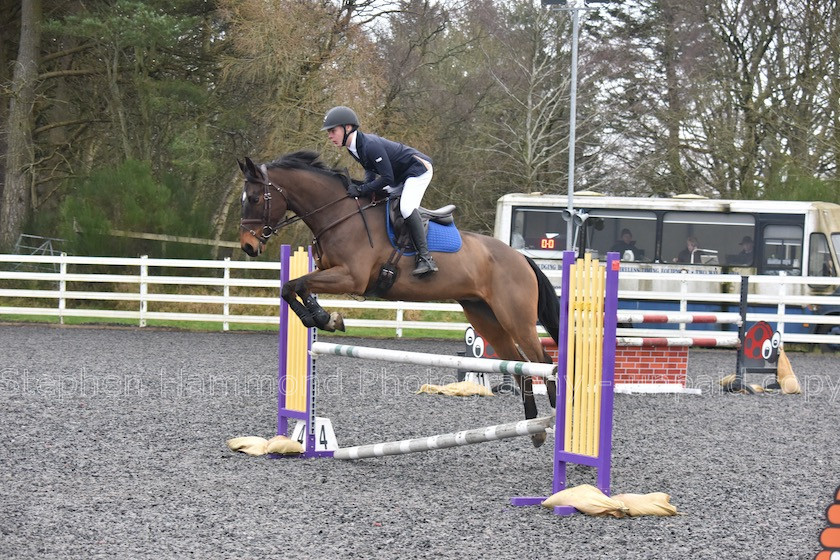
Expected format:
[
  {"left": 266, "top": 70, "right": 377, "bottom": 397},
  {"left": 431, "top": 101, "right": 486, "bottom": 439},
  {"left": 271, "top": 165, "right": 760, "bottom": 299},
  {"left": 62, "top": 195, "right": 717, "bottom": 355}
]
[{"left": 321, "top": 106, "right": 360, "bottom": 130}]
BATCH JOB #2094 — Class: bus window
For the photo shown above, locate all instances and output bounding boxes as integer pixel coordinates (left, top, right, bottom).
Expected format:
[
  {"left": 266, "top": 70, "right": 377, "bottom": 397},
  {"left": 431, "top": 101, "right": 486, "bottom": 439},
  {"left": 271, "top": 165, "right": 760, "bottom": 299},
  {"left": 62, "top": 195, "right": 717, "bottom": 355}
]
[
  {"left": 762, "top": 224, "right": 803, "bottom": 275},
  {"left": 662, "top": 212, "right": 755, "bottom": 266},
  {"left": 511, "top": 208, "right": 567, "bottom": 255},
  {"left": 808, "top": 233, "right": 836, "bottom": 277},
  {"left": 585, "top": 210, "right": 656, "bottom": 262}
]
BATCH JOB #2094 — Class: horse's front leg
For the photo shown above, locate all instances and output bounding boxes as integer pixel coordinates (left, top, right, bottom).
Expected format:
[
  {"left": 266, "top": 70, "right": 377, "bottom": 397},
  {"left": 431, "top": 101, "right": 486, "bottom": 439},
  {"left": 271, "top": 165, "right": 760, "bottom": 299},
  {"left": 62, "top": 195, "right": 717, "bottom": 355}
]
[
  {"left": 281, "top": 281, "right": 322, "bottom": 328},
  {"left": 282, "top": 267, "right": 362, "bottom": 332},
  {"left": 281, "top": 279, "right": 342, "bottom": 331}
]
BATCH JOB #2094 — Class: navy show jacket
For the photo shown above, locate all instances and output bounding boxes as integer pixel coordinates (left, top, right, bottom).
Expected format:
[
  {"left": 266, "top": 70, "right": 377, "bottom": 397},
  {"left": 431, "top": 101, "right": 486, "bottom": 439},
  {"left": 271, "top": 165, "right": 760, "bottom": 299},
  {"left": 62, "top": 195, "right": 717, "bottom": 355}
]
[{"left": 349, "top": 131, "right": 431, "bottom": 195}]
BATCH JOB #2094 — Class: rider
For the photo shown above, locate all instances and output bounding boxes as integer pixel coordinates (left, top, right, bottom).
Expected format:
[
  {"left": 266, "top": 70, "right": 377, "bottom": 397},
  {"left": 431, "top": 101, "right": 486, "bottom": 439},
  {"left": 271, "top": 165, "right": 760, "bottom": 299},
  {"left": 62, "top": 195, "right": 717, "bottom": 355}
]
[{"left": 321, "top": 105, "right": 438, "bottom": 277}]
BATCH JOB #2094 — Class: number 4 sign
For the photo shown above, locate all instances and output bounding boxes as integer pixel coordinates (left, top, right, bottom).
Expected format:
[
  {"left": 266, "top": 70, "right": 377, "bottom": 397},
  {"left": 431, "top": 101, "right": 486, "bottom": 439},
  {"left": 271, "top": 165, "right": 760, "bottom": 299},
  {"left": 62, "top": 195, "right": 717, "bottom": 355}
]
[{"left": 291, "top": 417, "right": 339, "bottom": 453}]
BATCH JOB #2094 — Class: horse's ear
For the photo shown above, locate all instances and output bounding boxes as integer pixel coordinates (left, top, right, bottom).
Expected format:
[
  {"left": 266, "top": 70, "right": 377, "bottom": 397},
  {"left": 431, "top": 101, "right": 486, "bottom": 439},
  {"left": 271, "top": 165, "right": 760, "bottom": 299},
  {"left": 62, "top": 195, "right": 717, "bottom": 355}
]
[
  {"left": 244, "top": 157, "right": 261, "bottom": 179},
  {"left": 237, "top": 159, "right": 247, "bottom": 175}
]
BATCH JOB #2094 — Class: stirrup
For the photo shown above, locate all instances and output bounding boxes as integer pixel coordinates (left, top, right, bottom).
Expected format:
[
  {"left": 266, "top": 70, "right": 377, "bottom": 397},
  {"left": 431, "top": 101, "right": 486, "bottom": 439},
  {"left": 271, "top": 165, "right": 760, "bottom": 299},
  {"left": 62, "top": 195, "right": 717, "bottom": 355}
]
[{"left": 412, "top": 255, "right": 438, "bottom": 276}]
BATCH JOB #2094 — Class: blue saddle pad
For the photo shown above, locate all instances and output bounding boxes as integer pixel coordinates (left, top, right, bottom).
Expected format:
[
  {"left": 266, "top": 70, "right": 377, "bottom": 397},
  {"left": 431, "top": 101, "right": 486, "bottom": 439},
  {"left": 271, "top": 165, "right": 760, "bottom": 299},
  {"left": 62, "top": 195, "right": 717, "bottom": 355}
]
[{"left": 386, "top": 209, "right": 462, "bottom": 254}]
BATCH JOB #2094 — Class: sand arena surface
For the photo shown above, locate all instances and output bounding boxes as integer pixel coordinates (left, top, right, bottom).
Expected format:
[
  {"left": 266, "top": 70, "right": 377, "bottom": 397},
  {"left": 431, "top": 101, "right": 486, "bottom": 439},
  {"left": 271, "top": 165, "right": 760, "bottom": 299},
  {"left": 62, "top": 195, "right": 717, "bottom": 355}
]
[{"left": 1, "top": 324, "right": 838, "bottom": 559}]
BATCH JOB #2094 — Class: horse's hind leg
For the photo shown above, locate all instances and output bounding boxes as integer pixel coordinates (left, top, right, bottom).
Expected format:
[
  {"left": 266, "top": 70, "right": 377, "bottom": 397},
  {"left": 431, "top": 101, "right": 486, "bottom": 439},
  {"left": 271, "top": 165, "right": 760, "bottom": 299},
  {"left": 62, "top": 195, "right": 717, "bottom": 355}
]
[
  {"left": 460, "top": 300, "right": 547, "bottom": 448},
  {"left": 480, "top": 284, "right": 559, "bottom": 410},
  {"left": 504, "top": 325, "right": 558, "bottom": 411}
]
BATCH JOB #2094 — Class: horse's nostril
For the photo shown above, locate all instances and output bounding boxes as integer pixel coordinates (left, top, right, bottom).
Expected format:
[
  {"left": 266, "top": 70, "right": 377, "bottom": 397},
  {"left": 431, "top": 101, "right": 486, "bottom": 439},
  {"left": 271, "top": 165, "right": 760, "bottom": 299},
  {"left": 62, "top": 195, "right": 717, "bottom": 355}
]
[{"left": 242, "top": 244, "right": 257, "bottom": 257}]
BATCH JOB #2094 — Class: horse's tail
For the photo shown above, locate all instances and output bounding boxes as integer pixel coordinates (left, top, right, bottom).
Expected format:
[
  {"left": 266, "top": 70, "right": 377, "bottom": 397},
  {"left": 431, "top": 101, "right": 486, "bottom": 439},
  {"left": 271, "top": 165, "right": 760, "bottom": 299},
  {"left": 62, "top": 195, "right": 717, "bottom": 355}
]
[{"left": 525, "top": 256, "right": 560, "bottom": 344}]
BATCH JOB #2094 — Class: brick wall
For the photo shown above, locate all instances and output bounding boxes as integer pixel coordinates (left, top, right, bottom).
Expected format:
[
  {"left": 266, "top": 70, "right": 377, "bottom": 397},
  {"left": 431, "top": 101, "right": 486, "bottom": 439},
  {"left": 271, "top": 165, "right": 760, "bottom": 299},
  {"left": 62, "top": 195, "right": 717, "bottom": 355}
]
[
  {"left": 473, "top": 335, "right": 689, "bottom": 387},
  {"left": 614, "top": 347, "right": 688, "bottom": 386},
  {"left": 538, "top": 342, "right": 688, "bottom": 387}
]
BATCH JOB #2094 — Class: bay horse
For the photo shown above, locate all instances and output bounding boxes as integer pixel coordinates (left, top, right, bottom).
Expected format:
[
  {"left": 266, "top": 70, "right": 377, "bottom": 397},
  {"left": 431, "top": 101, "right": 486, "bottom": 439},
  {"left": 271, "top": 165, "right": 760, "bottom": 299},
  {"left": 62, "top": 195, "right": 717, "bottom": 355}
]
[{"left": 238, "top": 152, "right": 560, "bottom": 446}]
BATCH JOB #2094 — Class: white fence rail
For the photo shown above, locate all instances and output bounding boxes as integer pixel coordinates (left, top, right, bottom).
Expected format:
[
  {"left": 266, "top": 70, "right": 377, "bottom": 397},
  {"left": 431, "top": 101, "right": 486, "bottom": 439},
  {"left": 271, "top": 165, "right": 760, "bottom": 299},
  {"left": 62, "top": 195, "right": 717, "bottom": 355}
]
[{"left": 1, "top": 254, "right": 839, "bottom": 345}]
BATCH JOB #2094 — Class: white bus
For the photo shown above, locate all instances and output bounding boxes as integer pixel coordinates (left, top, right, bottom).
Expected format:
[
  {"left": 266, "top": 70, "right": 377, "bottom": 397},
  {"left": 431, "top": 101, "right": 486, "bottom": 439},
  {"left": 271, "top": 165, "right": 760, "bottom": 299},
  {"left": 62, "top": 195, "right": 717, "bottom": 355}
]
[{"left": 495, "top": 192, "right": 840, "bottom": 337}]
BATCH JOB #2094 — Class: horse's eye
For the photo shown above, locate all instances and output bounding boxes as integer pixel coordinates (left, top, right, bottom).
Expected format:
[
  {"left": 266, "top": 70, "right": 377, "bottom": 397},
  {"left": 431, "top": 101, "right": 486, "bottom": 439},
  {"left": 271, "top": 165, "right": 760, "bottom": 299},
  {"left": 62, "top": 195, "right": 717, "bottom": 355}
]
[{"left": 242, "top": 190, "right": 259, "bottom": 204}]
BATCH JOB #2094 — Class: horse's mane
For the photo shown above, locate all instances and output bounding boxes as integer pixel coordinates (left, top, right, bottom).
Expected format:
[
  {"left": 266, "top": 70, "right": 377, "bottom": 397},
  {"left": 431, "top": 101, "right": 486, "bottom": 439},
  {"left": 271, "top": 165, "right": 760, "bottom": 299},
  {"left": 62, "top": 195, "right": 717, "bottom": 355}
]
[{"left": 267, "top": 150, "right": 349, "bottom": 183}]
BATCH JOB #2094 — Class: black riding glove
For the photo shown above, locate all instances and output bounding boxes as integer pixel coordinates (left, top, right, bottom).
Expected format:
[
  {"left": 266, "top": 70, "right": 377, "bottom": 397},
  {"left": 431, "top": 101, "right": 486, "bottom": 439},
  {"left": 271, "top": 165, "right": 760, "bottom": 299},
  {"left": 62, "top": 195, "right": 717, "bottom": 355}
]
[{"left": 346, "top": 184, "right": 362, "bottom": 198}]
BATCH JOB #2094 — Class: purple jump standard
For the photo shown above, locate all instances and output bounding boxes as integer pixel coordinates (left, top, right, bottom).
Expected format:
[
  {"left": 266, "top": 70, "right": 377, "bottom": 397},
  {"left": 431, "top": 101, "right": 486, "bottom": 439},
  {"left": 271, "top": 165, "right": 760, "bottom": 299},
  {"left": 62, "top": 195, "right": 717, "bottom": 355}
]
[{"left": 511, "top": 251, "right": 620, "bottom": 515}]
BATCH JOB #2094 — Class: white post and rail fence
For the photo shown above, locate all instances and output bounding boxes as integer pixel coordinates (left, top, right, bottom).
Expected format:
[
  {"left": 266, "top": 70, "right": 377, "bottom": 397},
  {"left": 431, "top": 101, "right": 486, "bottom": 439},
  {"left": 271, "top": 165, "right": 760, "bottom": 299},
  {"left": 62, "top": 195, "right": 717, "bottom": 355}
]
[{"left": 1, "top": 253, "right": 839, "bottom": 346}]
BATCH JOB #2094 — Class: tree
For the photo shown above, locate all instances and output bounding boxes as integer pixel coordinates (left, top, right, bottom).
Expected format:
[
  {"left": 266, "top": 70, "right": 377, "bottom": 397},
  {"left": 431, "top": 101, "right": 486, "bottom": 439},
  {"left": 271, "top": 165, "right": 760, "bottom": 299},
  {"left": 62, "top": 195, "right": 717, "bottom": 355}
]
[
  {"left": 32, "top": 1, "right": 233, "bottom": 254},
  {"left": 689, "top": 0, "right": 782, "bottom": 198},
  {"left": 213, "top": 0, "right": 389, "bottom": 248},
  {"left": 4, "top": 0, "right": 839, "bottom": 258},
  {"left": 58, "top": 160, "right": 212, "bottom": 257},
  {"left": 593, "top": 0, "right": 707, "bottom": 196},
  {"left": 478, "top": 1, "right": 573, "bottom": 194},
  {"left": 1, "top": 0, "right": 40, "bottom": 251},
  {"left": 764, "top": 0, "right": 839, "bottom": 197}
]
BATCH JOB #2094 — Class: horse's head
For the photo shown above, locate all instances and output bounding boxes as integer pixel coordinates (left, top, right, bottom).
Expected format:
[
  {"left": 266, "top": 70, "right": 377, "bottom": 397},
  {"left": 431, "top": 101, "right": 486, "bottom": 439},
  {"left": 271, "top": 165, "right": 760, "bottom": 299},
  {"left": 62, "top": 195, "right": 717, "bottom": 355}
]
[
  {"left": 239, "top": 151, "right": 355, "bottom": 256},
  {"left": 238, "top": 157, "right": 288, "bottom": 257}
]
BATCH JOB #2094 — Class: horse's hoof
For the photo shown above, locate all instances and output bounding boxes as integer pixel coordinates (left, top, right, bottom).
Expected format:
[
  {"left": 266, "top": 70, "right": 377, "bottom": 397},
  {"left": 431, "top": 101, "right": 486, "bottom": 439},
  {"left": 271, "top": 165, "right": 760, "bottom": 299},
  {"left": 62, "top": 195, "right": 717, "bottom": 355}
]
[
  {"left": 530, "top": 431, "right": 547, "bottom": 448},
  {"left": 327, "top": 312, "right": 345, "bottom": 332}
]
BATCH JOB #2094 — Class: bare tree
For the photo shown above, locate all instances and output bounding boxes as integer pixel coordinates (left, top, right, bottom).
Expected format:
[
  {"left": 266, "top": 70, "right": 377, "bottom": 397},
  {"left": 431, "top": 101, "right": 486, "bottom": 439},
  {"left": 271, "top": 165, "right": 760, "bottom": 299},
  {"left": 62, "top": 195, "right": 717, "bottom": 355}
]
[
  {"left": 592, "top": 0, "right": 708, "bottom": 196},
  {"left": 478, "top": 2, "right": 573, "bottom": 194},
  {"left": 689, "top": 0, "right": 782, "bottom": 198},
  {"left": 765, "top": 0, "right": 839, "bottom": 193}
]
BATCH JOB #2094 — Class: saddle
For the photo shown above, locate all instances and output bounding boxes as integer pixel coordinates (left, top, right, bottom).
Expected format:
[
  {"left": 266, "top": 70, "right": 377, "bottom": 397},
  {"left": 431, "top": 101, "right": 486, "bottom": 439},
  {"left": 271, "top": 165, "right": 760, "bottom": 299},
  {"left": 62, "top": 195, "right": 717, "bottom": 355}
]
[
  {"left": 384, "top": 197, "right": 461, "bottom": 254},
  {"left": 387, "top": 197, "right": 456, "bottom": 231},
  {"left": 368, "top": 198, "right": 461, "bottom": 297}
]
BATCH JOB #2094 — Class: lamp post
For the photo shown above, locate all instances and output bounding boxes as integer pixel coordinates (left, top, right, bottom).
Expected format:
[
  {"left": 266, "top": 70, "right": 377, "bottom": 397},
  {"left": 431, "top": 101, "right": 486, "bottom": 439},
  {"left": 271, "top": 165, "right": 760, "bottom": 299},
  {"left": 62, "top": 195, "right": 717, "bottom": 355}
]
[{"left": 542, "top": 0, "right": 610, "bottom": 251}]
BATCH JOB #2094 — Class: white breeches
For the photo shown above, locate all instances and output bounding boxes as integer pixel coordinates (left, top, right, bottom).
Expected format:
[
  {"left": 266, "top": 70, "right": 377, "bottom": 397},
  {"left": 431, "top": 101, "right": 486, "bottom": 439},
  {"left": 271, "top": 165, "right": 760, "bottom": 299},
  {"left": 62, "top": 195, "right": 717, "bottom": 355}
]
[{"left": 399, "top": 167, "right": 433, "bottom": 218}]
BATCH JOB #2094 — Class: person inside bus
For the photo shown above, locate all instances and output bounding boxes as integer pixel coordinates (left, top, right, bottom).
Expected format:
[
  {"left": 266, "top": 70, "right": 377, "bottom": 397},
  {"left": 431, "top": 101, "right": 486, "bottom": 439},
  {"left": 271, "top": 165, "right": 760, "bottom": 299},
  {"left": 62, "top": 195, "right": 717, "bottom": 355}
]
[
  {"left": 674, "top": 236, "right": 700, "bottom": 264},
  {"left": 729, "top": 236, "right": 754, "bottom": 265},
  {"left": 610, "top": 228, "right": 644, "bottom": 260}
]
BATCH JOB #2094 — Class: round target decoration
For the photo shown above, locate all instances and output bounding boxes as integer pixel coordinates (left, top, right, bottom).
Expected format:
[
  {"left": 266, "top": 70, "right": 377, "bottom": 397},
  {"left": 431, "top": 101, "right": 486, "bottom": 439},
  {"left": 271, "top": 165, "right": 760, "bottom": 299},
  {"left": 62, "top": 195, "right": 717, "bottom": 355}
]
[{"left": 744, "top": 321, "right": 773, "bottom": 361}]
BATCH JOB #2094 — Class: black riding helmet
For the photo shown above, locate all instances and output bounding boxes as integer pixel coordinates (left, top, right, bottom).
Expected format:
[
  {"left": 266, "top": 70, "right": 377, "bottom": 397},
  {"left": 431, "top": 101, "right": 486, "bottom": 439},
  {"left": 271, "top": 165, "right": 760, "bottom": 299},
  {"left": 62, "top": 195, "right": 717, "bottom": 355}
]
[{"left": 321, "top": 106, "right": 360, "bottom": 147}]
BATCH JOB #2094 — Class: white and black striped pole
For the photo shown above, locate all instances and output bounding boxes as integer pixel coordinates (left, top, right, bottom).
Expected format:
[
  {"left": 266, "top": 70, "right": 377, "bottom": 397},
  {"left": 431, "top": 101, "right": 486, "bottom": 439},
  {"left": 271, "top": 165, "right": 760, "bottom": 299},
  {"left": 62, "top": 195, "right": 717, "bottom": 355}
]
[{"left": 333, "top": 416, "right": 554, "bottom": 460}]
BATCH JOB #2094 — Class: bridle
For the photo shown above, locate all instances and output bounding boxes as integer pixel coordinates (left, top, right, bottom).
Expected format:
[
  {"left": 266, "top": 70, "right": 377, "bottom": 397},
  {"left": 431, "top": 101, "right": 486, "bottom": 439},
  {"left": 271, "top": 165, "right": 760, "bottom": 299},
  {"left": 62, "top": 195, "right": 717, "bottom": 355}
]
[
  {"left": 239, "top": 175, "right": 293, "bottom": 244},
  {"left": 239, "top": 170, "right": 378, "bottom": 247}
]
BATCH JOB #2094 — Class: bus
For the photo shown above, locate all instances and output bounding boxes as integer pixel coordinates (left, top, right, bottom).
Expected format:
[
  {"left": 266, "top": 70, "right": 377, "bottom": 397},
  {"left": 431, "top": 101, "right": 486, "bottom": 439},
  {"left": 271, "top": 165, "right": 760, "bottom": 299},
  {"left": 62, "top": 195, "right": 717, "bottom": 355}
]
[{"left": 494, "top": 191, "right": 840, "bottom": 338}]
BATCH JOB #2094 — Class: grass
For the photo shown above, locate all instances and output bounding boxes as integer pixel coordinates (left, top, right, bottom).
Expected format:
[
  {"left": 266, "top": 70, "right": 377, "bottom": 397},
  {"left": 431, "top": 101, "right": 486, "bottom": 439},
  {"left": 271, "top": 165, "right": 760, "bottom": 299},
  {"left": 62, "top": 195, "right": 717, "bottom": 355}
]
[{"left": 0, "top": 312, "right": 464, "bottom": 340}]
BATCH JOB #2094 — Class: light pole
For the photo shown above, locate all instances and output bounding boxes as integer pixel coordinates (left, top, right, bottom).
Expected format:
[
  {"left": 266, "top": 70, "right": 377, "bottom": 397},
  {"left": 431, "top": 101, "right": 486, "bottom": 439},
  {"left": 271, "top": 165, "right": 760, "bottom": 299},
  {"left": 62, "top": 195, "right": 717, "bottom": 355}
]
[{"left": 542, "top": 0, "right": 609, "bottom": 251}]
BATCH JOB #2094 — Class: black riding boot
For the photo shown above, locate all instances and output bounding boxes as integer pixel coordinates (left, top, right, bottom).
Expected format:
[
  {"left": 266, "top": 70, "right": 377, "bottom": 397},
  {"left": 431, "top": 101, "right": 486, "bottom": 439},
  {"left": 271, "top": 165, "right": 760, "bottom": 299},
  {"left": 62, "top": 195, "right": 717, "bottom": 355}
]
[{"left": 405, "top": 209, "right": 438, "bottom": 276}]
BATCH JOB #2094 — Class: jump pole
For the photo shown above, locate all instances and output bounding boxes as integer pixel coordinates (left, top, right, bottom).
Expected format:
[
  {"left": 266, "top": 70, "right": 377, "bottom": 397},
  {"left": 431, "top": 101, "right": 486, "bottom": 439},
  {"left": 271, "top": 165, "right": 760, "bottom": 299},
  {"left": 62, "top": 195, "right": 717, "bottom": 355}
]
[
  {"left": 334, "top": 415, "right": 554, "bottom": 460},
  {"left": 311, "top": 342, "right": 556, "bottom": 379}
]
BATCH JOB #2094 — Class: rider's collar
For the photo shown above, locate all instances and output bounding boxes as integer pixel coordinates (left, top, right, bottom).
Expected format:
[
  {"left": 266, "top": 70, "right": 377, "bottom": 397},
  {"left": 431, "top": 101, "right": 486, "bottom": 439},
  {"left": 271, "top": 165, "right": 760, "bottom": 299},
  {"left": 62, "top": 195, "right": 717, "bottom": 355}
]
[{"left": 346, "top": 130, "right": 358, "bottom": 155}]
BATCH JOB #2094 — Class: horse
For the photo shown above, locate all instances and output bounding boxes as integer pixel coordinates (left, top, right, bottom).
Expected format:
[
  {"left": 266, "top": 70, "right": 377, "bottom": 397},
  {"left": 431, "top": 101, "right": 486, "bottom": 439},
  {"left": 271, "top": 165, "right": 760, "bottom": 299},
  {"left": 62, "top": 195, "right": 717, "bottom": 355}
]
[{"left": 238, "top": 151, "right": 560, "bottom": 446}]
